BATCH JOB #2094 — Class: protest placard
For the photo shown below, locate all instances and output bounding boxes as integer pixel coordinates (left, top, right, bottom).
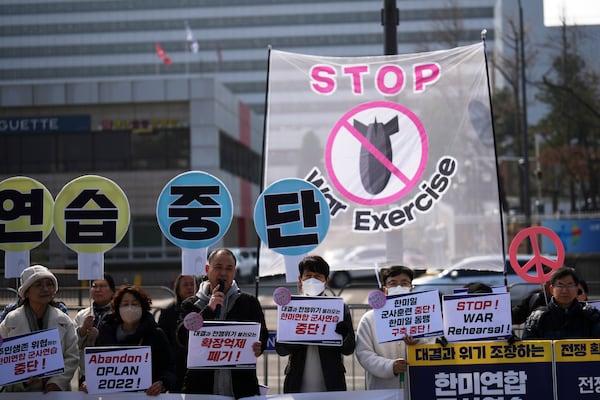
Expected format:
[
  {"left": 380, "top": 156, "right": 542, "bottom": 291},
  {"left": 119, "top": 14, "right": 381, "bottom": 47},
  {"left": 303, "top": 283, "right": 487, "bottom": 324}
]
[
  {"left": 84, "top": 346, "right": 152, "bottom": 394},
  {"left": 187, "top": 321, "right": 261, "bottom": 369},
  {"left": 408, "top": 340, "right": 554, "bottom": 399},
  {"left": 554, "top": 339, "right": 600, "bottom": 398},
  {"left": 442, "top": 292, "right": 512, "bottom": 342},
  {"left": 0, "top": 328, "right": 64, "bottom": 386},
  {"left": 276, "top": 296, "right": 344, "bottom": 345},
  {"left": 374, "top": 289, "right": 443, "bottom": 343}
]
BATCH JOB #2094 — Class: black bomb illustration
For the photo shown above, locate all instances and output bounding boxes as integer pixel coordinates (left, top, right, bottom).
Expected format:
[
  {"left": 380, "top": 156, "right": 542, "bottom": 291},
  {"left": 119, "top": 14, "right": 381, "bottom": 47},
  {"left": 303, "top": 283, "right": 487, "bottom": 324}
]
[{"left": 353, "top": 116, "right": 399, "bottom": 195}]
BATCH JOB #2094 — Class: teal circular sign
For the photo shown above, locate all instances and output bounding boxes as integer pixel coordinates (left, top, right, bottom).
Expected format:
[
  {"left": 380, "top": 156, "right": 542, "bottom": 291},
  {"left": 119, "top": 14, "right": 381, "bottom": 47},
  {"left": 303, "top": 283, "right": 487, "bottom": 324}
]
[
  {"left": 254, "top": 178, "right": 330, "bottom": 256},
  {"left": 156, "top": 171, "right": 233, "bottom": 249}
]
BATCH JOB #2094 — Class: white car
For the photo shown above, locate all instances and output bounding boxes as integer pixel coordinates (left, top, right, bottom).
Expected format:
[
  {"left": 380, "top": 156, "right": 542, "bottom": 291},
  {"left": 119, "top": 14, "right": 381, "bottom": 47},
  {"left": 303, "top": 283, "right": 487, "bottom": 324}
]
[
  {"left": 412, "top": 254, "right": 553, "bottom": 305},
  {"left": 327, "top": 244, "right": 427, "bottom": 288}
]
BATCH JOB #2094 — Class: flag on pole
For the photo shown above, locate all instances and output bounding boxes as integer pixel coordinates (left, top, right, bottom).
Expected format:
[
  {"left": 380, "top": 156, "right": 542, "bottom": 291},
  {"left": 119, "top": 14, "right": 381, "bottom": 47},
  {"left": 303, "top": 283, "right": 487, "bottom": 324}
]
[
  {"left": 185, "top": 23, "right": 199, "bottom": 53},
  {"left": 260, "top": 42, "right": 503, "bottom": 277},
  {"left": 155, "top": 43, "right": 172, "bottom": 65},
  {"left": 216, "top": 43, "right": 223, "bottom": 66}
]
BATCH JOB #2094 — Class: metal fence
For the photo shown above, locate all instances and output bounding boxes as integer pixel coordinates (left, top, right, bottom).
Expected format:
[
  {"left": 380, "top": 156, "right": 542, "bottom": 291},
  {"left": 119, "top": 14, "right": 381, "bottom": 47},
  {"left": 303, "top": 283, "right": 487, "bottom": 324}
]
[{"left": 0, "top": 283, "right": 595, "bottom": 394}]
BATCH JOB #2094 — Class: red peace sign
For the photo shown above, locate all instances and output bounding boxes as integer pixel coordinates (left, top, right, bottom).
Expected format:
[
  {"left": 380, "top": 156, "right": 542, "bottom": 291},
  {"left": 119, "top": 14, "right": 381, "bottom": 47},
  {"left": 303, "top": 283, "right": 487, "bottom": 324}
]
[{"left": 508, "top": 226, "right": 565, "bottom": 284}]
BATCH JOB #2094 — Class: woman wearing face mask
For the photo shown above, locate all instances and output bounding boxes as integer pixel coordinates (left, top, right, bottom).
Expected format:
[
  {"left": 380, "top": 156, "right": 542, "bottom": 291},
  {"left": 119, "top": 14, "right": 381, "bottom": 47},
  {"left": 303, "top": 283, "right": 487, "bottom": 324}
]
[
  {"left": 82, "top": 286, "right": 175, "bottom": 396},
  {"left": 355, "top": 265, "right": 420, "bottom": 395},
  {"left": 275, "top": 255, "right": 355, "bottom": 393}
]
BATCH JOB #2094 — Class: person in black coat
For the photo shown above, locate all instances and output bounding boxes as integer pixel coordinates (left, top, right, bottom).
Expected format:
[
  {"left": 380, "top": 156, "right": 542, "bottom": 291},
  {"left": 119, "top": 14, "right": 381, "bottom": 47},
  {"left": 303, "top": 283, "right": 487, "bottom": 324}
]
[
  {"left": 511, "top": 280, "right": 552, "bottom": 325},
  {"left": 523, "top": 267, "right": 600, "bottom": 340},
  {"left": 84, "top": 285, "right": 176, "bottom": 396},
  {"left": 275, "top": 255, "right": 355, "bottom": 393},
  {"left": 176, "top": 248, "right": 268, "bottom": 399},
  {"left": 157, "top": 274, "right": 196, "bottom": 392}
]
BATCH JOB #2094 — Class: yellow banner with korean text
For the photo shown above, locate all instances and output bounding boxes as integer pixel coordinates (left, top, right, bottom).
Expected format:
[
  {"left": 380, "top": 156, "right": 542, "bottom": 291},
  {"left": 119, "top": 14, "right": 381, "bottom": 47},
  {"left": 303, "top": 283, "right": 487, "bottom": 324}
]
[{"left": 408, "top": 340, "right": 553, "bottom": 366}]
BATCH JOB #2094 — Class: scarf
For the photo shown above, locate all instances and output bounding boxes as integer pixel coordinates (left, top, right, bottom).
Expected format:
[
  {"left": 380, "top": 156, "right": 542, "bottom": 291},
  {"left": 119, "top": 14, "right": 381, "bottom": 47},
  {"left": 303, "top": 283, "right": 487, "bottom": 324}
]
[
  {"left": 24, "top": 303, "right": 50, "bottom": 332},
  {"left": 93, "top": 303, "right": 112, "bottom": 328},
  {"left": 195, "top": 280, "right": 241, "bottom": 320}
]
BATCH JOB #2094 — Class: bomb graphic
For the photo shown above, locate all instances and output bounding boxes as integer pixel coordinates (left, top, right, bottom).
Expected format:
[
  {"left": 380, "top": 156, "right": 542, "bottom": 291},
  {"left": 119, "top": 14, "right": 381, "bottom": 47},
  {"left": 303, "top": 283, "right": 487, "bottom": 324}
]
[{"left": 353, "top": 116, "right": 399, "bottom": 195}]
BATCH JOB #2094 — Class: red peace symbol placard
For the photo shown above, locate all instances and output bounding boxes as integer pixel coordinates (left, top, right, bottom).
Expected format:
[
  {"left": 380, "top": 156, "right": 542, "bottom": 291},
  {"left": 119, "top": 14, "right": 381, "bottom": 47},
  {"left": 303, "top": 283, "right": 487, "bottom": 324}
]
[{"left": 508, "top": 226, "right": 565, "bottom": 284}]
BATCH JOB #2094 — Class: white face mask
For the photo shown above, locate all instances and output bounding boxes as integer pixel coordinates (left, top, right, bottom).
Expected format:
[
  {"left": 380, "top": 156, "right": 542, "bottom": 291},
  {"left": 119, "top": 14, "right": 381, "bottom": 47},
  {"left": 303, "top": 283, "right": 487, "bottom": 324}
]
[
  {"left": 302, "top": 278, "right": 325, "bottom": 296},
  {"left": 387, "top": 285, "right": 411, "bottom": 296},
  {"left": 120, "top": 305, "right": 142, "bottom": 324}
]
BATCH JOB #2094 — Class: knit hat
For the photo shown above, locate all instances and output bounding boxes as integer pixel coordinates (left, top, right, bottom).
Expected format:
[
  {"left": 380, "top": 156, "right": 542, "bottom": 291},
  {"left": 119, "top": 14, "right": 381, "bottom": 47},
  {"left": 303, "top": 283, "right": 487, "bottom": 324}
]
[{"left": 18, "top": 265, "right": 58, "bottom": 298}]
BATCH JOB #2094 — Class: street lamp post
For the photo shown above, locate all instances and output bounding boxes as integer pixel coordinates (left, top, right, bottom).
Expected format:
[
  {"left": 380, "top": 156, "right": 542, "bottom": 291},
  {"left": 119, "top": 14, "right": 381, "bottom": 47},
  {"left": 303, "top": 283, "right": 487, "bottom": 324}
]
[
  {"left": 518, "top": 0, "right": 531, "bottom": 230},
  {"left": 382, "top": 0, "right": 399, "bottom": 55}
]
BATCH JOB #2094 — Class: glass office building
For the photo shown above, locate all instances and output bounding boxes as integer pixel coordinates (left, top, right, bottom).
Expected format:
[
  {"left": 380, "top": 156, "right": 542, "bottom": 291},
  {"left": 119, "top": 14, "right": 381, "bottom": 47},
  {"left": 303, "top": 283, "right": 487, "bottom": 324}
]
[{"left": 0, "top": 0, "right": 498, "bottom": 283}]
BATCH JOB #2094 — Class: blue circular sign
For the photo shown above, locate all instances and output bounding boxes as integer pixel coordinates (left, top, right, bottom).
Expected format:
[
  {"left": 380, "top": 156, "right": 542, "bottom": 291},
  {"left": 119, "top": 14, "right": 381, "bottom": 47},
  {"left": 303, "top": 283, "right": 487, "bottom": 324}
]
[
  {"left": 156, "top": 171, "right": 233, "bottom": 249},
  {"left": 254, "top": 178, "right": 330, "bottom": 256}
]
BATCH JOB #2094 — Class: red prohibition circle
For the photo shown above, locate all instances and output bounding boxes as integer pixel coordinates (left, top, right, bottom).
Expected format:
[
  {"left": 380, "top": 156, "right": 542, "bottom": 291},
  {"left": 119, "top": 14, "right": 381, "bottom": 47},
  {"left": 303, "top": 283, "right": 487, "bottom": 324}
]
[{"left": 508, "top": 226, "right": 565, "bottom": 284}]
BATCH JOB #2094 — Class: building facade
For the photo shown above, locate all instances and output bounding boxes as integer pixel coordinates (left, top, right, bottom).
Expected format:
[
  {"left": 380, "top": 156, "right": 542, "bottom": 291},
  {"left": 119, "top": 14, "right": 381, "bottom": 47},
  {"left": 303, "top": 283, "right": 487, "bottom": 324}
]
[{"left": 0, "top": 0, "right": 499, "bottom": 283}]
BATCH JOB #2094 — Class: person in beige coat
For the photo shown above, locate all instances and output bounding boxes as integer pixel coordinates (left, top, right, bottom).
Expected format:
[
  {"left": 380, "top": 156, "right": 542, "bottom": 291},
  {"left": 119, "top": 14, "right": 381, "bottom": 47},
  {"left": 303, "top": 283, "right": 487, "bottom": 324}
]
[{"left": 0, "top": 265, "right": 78, "bottom": 392}]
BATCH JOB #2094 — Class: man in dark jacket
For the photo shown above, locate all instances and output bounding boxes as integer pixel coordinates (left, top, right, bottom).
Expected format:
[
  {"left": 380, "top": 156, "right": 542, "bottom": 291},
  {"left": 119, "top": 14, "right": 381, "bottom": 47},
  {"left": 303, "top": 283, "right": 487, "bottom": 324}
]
[
  {"left": 275, "top": 255, "right": 355, "bottom": 393},
  {"left": 522, "top": 267, "right": 600, "bottom": 339},
  {"left": 176, "top": 248, "right": 268, "bottom": 399}
]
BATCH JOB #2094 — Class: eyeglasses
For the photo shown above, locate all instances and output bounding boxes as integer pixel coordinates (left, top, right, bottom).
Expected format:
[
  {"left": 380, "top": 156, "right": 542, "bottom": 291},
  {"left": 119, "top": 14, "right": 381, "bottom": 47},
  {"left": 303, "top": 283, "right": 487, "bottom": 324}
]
[
  {"left": 553, "top": 284, "right": 577, "bottom": 291},
  {"left": 92, "top": 283, "right": 110, "bottom": 289},
  {"left": 31, "top": 281, "right": 55, "bottom": 290}
]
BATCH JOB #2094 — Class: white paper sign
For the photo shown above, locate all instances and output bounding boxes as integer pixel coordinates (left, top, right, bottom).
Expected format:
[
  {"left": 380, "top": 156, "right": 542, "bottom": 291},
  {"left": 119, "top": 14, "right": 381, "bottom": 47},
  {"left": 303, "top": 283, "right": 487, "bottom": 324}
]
[
  {"left": 187, "top": 321, "right": 261, "bottom": 369},
  {"left": 84, "top": 346, "right": 152, "bottom": 394},
  {"left": 277, "top": 296, "right": 344, "bottom": 346},
  {"left": 374, "top": 289, "right": 444, "bottom": 343},
  {"left": 588, "top": 300, "right": 600, "bottom": 310},
  {"left": 442, "top": 292, "right": 512, "bottom": 342},
  {"left": 0, "top": 328, "right": 64, "bottom": 385}
]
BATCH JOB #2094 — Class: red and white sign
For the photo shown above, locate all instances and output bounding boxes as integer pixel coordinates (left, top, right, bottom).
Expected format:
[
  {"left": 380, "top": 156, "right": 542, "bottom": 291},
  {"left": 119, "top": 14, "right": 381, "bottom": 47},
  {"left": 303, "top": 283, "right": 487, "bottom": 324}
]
[
  {"left": 442, "top": 292, "right": 512, "bottom": 342},
  {"left": 187, "top": 321, "right": 260, "bottom": 369},
  {"left": 0, "top": 328, "right": 64, "bottom": 386},
  {"left": 84, "top": 346, "right": 152, "bottom": 394},
  {"left": 277, "top": 296, "right": 344, "bottom": 346},
  {"left": 374, "top": 289, "right": 443, "bottom": 343}
]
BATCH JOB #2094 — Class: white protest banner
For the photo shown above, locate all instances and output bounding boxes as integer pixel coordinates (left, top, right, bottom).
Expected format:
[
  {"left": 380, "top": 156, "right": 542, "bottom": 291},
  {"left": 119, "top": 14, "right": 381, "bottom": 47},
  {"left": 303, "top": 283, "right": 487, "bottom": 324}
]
[
  {"left": 84, "top": 346, "right": 152, "bottom": 394},
  {"left": 374, "top": 289, "right": 443, "bottom": 343},
  {"left": 0, "top": 328, "right": 64, "bottom": 385},
  {"left": 442, "top": 292, "right": 512, "bottom": 342},
  {"left": 187, "top": 321, "right": 260, "bottom": 369},
  {"left": 277, "top": 296, "right": 344, "bottom": 346},
  {"left": 262, "top": 43, "right": 502, "bottom": 278}
]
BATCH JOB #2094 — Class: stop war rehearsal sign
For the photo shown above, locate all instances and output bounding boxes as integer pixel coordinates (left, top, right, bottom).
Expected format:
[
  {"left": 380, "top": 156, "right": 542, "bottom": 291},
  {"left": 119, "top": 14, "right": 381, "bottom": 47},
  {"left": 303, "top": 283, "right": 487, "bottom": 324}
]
[{"left": 442, "top": 292, "right": 513, "bottom": 342}]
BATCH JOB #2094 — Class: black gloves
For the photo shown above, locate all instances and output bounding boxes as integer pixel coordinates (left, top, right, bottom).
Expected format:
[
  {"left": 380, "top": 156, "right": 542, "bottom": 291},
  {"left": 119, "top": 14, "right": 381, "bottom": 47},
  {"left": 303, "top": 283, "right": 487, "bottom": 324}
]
[{"left": 335, "top": 321, "right": 350, "bottom": 337}]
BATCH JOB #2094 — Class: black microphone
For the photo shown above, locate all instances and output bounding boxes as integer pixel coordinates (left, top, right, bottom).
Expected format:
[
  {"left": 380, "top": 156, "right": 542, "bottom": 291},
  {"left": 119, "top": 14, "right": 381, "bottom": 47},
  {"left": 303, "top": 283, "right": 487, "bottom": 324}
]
[{"left": 214, "top": 279, "right": 225, "bottom": 316}]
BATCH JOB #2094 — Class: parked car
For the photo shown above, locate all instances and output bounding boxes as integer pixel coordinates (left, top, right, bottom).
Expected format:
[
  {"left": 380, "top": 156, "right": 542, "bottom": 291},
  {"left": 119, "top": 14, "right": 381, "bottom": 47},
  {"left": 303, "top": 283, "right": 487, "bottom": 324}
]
[
  {"left": 230, "top": 247, "right": 258, "bottom": 283},
  {"left": 327, "top": 244, "right": 427, "bottom": 288},
  {"left": 411, "top": 254, "right": 553, "bottom": 305}
]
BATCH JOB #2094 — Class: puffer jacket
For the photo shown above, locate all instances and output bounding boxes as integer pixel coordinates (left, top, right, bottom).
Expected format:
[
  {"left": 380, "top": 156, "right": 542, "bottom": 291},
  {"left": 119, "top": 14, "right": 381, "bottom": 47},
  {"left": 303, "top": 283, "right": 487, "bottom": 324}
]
[{"left": 522, "top": 298, "right": 600, "bottom": 339}]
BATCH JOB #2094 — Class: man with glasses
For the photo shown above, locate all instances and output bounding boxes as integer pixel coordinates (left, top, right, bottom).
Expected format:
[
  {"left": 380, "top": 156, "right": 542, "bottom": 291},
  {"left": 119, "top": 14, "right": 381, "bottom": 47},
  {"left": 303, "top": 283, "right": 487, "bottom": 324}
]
[
  {"left": 355, "top": 265, "right": 420, "bottom": 394},
  {"left": 522, "top": 267, "right": 600, "bottom": 339}
]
